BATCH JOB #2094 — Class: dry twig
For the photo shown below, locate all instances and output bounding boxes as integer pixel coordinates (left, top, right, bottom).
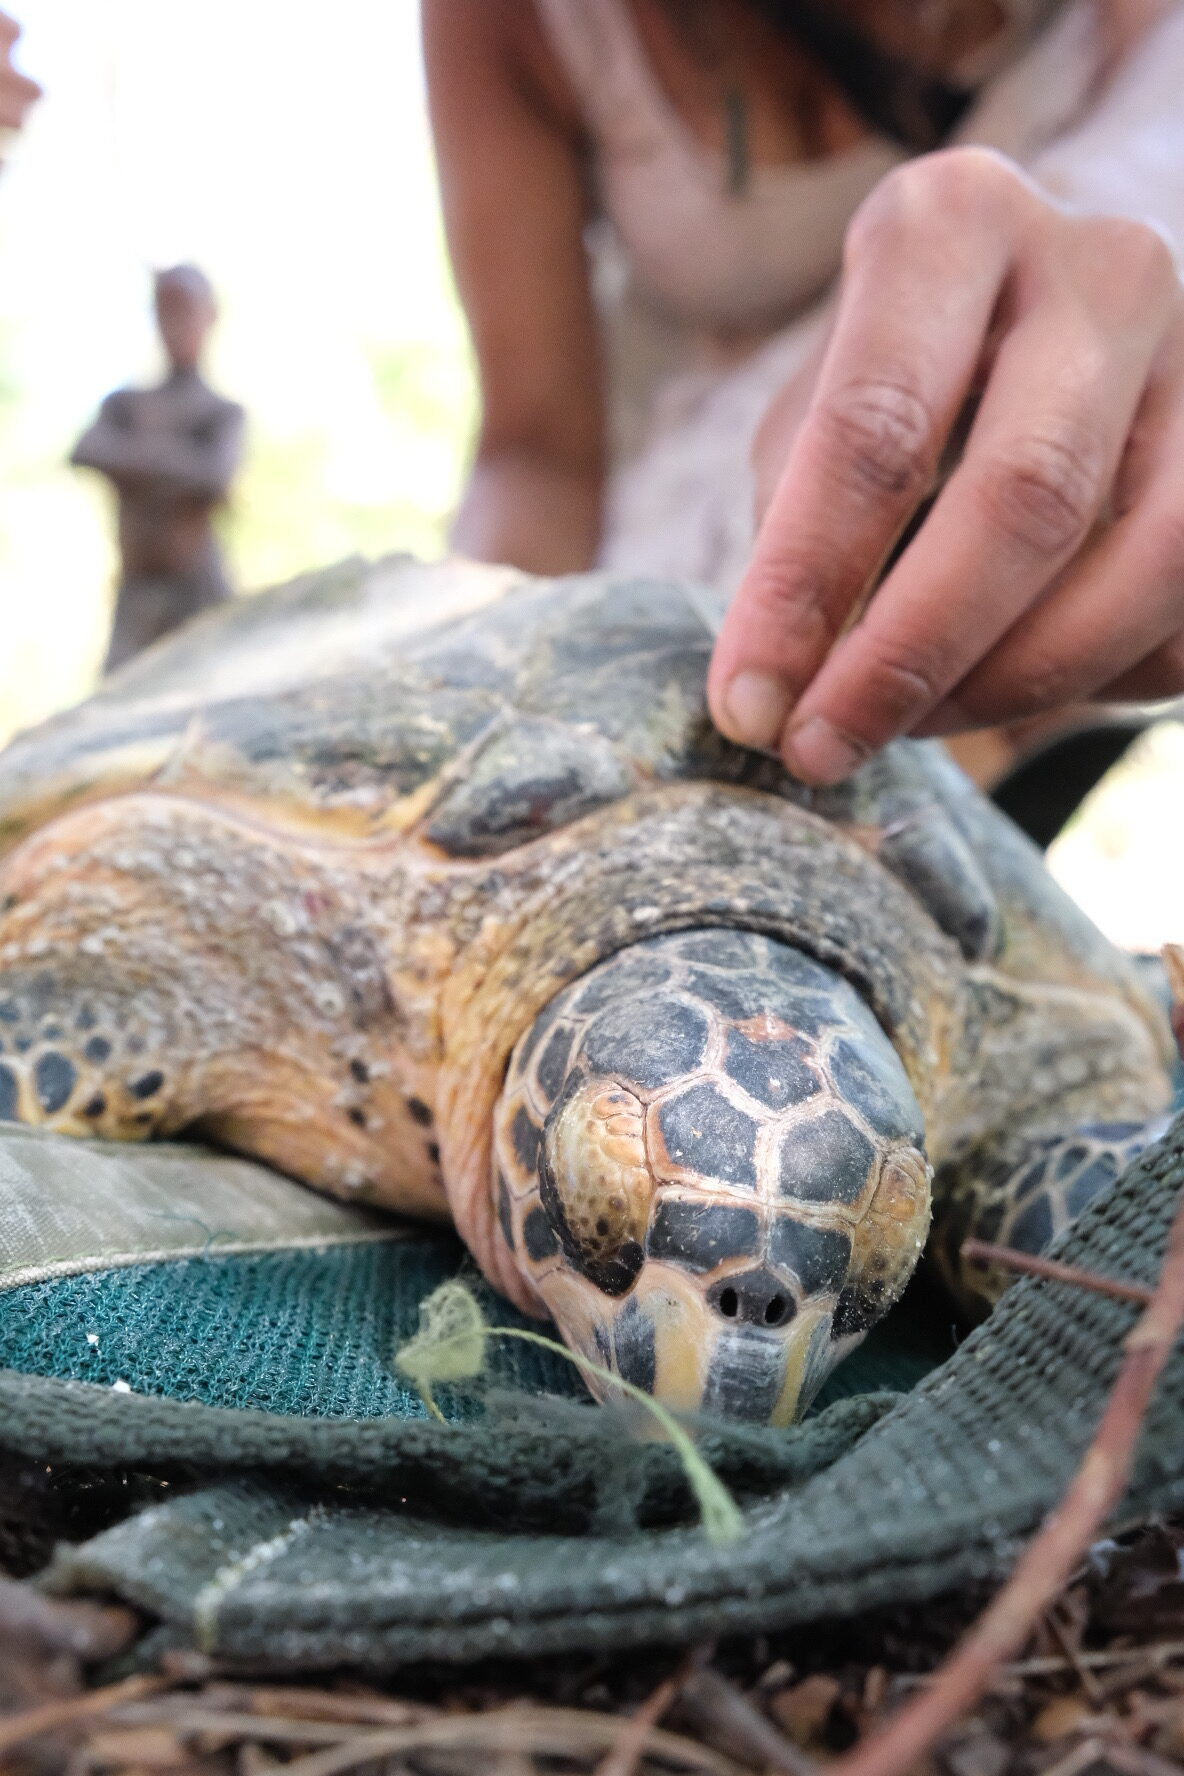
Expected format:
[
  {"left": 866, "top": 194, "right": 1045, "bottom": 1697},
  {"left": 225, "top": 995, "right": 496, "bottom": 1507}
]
[
  {"left": 0, "top": 1576, "right": 137, "bottom": 1664},
  {"left": 109, "top": 1705, "right": 399, "bottom": 1747},
  {"left": 270, "top": 1703, "right": 747, "bottom": 1776},
  {"left": 0, "top": 1672, "right": 168, "bottom": 1755},
  {"left": 894, "top": 1640, "right": 1184, "bottom": 1685},
  {"left": 594, "top": 1645, "right": 708, "bottom": 1776},
  {"left": 1053, "top": 1735, "right": 1184, "bottom": 1776},
  {"left": 1044, "top": 1603, "right": 1106, "bottom": 1708},
  {"left": 960, "top": 1239, "right": 1154, "bottom": 1306},
  {"left": 677, "top": 1666, "right": 817, "bottom": 1776},
  {"left": 200, "top": 1684, "right": 432, "bottom": 1726},
  {"left": 831, "top": 1184, "right": 1184, "bottom": 1776}
]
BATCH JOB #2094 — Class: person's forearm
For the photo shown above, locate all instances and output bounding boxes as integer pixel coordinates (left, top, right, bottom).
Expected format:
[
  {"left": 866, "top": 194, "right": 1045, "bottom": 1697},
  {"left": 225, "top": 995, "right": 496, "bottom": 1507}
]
[
  {"left": 451, "top": 447, "right": 603, "bottom": 575},
  {"left": 72, "top": 430, "right": 237, "bottom": 499}
]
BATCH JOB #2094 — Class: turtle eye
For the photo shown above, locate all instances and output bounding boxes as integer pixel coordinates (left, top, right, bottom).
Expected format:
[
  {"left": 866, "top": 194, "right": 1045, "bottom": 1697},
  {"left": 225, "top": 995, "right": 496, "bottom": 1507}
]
[{"left": 538, "top": 1073, "right": 654, "bottom": 1296}]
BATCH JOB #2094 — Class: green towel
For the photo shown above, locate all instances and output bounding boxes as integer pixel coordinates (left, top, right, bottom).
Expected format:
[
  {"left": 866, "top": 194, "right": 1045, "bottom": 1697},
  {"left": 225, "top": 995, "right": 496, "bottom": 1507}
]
[{"left": 1, "top": 1115, "right": 1181, "bottom": 1666}]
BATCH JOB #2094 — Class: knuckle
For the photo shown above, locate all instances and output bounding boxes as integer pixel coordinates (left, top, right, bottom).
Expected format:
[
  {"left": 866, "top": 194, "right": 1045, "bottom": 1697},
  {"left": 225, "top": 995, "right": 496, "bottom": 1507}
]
[
  {"left": 738, "top": 554, "right": 841, "bottom": 655},
  {"left": 1080, "top": 214, "right": 1177, "bottom": 300},
  {"left": 815, "top": 377, "right": 937, "bottom": 498},
  {"left": 1002, "top": 647, "right": 1076, "bottom": 715},
  {"left": 861, "top": 641, "right": 946, "bottom": 723},
  {"left": 854, "top": 147, "right": 1020, "bottom": 244},
  {"left": 917, "top": 145, "right": 1022, "bottom": 210},
  {"left": 975, "top": 427, "right": 1104, "bottom": 556}
]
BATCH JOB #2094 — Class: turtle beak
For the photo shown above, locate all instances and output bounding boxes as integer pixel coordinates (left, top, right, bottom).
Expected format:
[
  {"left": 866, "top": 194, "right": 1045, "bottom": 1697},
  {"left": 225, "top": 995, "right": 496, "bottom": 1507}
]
[{"left": 541, "top": 1260, "right": 842, "bottom": 1426}]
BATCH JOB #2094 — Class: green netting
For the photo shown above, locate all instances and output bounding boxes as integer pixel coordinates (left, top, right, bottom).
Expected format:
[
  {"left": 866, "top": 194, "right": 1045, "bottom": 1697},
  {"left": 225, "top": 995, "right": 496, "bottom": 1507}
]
[
  {"left": 22, "top": 1114, "right": 1184, "bottom": 1667},
  {"left": 0, "top": 1241, "right": 582, "bottom": 1418},
  {"left": 0, "top": 1238, "right": 949, "bottom": 1419}
]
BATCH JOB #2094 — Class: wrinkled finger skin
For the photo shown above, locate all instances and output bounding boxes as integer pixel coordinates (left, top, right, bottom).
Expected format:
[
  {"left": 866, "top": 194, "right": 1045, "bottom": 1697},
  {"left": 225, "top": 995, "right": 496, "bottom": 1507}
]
[{"left": 707, "top": 147, "right": 1184, "bottom": 785}]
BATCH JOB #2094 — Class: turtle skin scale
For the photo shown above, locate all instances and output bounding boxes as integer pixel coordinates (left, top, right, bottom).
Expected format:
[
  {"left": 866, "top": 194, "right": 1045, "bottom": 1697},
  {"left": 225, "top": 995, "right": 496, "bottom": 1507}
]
[{"left": 0, "top": 555, "right": 1172, "bottom": 1423}]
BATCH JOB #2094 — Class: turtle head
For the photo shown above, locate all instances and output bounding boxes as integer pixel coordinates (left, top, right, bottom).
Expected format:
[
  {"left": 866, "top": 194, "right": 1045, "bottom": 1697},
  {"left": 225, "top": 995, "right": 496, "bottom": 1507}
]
[{"left": 493, "top": 930, "right": 932, "bottom": 1427}]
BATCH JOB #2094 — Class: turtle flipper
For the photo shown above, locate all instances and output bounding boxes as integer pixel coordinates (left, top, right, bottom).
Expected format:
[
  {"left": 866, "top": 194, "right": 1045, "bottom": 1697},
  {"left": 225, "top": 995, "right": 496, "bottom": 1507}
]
[
  {"left": 0, "top": 965, "right": 173, "bottom": 1141},
  {"left": 0, "top": 796, "right": 448, "bottom": 1217},
  {"left": 932, "top": 1118, "right": 1166, "bottom": 1318}
]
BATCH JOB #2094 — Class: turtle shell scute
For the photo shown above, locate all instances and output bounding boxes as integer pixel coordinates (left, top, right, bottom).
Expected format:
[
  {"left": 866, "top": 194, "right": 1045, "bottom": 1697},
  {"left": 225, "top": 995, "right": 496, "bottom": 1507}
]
[
  {"left": 535, "top": 1023, "right": 576, "bottom": 1103},
  {"left": 572, "top": 952, "right": 673, "bottom": 1016},
  {"left": 724, "top": 1027, "right": 820, "bottom": 1110},
  {"left": 425, "top": 717, "right": 631, "bottom": 858},
  {"left": 829, "top": 1036, "right": 924, "bottom": 1143},
  {"left": 538, "top": 1076, "right": 653, "bottom": 1295},
  {"left": 670, "top": 930, "right": 764, "bottom": 971},
  {"left": 646, "top": 1199, "right": 761, "bottom": 1271},
  {"left": 768, "top": 1217, "right": 852, "bottom": 1293},
  {"left": 654, "top": 1083, "right": 759, "bottom": 1188},
  {"left": 581, "top": 996, "right": 709, "bottom": 1092},
  {"left": 777, "top": 1110, "right": 877, "bottom": 1205}
]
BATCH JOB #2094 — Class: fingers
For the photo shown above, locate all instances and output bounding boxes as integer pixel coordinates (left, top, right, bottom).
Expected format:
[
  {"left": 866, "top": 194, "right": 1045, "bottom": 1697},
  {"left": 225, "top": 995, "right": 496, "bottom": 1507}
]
[
  {"left": 917, "top": 313, "right": 1184, "bottom": 731},
  {"left": 708, "top": 150, "right": 1021, "bottom": 752},
  {"left": 1096, "top": 633, "right": 1184, "bottom": 704},
  {"left": 779, "top": 221, "right": 1176, "bottom": 780},
  {"left": 918, "top": 487, "right": 1184, "bottom": 728}
]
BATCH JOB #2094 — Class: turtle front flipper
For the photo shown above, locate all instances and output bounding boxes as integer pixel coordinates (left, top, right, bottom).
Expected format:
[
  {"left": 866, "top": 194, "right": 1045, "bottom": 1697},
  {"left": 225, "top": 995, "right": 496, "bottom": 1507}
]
[
  {"left": 493, "top": 929, "right": 932, "bottom": 1426},
  {"left": 933, "top": 1117, "right": 1170, "bottom": 1319},
  {"left": 0, "top": 795, "right": 448, "bottom": 1218}
]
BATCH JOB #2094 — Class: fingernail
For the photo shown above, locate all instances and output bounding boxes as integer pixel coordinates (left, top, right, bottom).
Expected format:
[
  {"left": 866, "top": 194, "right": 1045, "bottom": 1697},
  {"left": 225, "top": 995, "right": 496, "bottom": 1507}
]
[
  {"left": 721, "top": 671, "right": 794, "bottom": 751},
  {"left": 785, "top": 717, "right": 868, "bottom": 785}
]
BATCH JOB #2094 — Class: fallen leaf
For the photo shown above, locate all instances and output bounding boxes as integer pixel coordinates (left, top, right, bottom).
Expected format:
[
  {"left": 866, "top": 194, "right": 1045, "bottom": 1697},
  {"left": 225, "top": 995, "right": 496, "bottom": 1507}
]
[
  {"left": 1031, "top": 1696, "right": 1095, "bottom": 1743},
  {"left": 769, "top": 1673, "right": 841, "bottom": 1746}
]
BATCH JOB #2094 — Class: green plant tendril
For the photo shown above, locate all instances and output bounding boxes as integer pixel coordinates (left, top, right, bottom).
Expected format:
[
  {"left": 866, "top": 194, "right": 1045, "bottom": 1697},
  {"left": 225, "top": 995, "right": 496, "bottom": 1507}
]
[{"left": 394, "top": 1280, "right": 744, "bottom": 1545}]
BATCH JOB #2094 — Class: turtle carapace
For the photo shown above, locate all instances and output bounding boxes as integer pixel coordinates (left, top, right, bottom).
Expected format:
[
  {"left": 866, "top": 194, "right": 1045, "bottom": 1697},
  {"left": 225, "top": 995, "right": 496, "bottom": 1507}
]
[{"left": 0, "top": 557, "right": 1171, "bottom": 1422}]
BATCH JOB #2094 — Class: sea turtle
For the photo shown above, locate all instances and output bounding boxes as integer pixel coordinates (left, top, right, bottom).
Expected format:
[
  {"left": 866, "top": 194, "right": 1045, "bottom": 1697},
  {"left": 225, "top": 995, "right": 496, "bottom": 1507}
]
[{"left": 0, "top": 556, "right": 1172, "bottom": 1424}]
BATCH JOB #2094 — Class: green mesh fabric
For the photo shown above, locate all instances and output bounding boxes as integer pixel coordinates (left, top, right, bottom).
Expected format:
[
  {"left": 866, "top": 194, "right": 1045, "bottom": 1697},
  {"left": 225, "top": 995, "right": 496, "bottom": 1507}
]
[
  {"left": 0, "top": 1241, "right": 582, "bottom": 1418},
  {"left": 0, "top": 1239, "right": 945, "bottom": 1420},
  {"left": 30, "top": 1116, "right": 1184, "bottom": 1667}
]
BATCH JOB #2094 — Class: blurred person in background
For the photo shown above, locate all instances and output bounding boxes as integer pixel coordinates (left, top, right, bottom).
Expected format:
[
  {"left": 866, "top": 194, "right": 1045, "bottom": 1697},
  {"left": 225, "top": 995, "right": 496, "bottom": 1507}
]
[
  {"left": 0, "top": 9, "right": 38, "bottom": 151},
  {"left": 70, "top": 266, "right": 245, "bottom": 674},
  {"left": 425, "top": 0, "right": 1184, "bottom": 808}
]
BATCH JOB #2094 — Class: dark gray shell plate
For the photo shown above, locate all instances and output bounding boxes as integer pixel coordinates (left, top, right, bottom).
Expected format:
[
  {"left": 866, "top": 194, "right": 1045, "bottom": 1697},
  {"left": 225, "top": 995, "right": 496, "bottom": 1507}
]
[{"left": 0, "top": 553, "right": 1150, "bottom": 1002}]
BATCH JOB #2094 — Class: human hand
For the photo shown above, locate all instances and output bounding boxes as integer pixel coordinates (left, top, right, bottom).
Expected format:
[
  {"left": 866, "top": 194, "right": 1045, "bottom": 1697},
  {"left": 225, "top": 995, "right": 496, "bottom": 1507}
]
[
  {"left": 707, "top": 147, "right": 1184, "bottom": 785},
  {"left": 0, "top": 11, "right": 40, "bottom": 138}
]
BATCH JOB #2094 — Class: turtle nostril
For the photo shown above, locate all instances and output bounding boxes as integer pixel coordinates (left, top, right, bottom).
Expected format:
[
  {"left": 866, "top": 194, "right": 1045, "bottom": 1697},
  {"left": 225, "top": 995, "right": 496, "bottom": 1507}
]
[{"left": 709, "top": 1270, "right": 797, "bottom": 1328}]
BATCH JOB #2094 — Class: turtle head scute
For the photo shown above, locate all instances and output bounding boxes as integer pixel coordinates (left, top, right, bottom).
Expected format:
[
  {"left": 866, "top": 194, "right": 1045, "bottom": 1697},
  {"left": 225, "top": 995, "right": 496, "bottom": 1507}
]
[
  {"left": 536, "top": 1071, "right": 653, "bottom": 1296},
  {"left": 493, "top": 929, "right": 933, "bottom": 1427}
]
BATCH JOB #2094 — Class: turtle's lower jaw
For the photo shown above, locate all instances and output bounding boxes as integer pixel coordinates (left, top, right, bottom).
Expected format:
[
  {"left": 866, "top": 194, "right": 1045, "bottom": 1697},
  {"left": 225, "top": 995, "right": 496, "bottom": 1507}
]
[{"left": 537, "top": 1260, "right": 846, "bottom": 1427}]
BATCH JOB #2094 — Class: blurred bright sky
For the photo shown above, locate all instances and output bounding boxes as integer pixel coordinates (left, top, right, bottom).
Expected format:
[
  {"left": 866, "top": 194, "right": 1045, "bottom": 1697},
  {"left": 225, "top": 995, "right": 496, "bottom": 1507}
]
[{"left": 0, "top": 0, "right": 474, "bottom": 741}]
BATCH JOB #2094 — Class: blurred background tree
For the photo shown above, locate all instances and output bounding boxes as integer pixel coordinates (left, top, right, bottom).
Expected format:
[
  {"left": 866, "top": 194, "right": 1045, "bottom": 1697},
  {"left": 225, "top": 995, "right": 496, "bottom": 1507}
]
[{"left": 0, "top": 0, "right": 476, "bottom": 744}]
